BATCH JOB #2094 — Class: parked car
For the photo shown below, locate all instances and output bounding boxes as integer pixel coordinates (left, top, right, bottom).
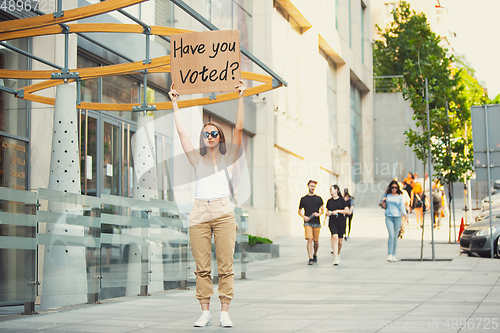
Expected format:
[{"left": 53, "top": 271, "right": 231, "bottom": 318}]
[
  {"left": 492, "top": 180, "right": 500, "bottom": 195},
  {"left": 481, "top": 192, "right": 500, "bottom": 210},
  {"left": 460, "top": 217, "right": 500, "bottom": 257},
  {"left": 475, "top": 207, "right": 500, "bottom": 222}
]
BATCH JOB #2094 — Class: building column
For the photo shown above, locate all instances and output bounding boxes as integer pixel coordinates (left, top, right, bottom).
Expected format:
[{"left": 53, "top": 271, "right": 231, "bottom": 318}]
[{"left": 41, "top": 83, "right": 87, "bottom": 310}]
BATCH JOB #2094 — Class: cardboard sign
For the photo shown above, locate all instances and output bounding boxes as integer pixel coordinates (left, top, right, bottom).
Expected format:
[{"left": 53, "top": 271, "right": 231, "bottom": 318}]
[{"left": 170, "top": 30, "right": 241, "bottom": 94}]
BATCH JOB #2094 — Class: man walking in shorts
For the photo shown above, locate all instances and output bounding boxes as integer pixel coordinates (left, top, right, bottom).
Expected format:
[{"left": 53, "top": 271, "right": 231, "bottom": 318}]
[{"left": 298, "top": 180, "right": 324, "bottom": 265}]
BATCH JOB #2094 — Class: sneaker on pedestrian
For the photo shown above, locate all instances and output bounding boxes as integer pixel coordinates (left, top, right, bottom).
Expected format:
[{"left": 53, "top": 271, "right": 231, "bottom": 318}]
[
  {"left": 390, "top": 256, "right": 398, "bottom": 262},
  {"left": 308, "top": 259, "right": 314, "bottom": 265},
  {"left": 331, "top": 251, "right": 334, "bottom": 254},
  {"left": 333, "top": 260, "right": 339, "bottom": 266},
  {"left": 219, "top": 311, "right": 233, "bottom": 327},
  {"left": 312, "top": 255, "right": 317, "bottom": 263},
  {"left": 194, "top": 310, "right": 211, "bottom": 327},
  {"left": 387, "top": 254, "right": 393, "bottom": 262}
]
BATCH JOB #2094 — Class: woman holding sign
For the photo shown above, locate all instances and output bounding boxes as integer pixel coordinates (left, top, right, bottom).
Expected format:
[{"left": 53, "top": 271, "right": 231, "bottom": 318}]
[{"left": 169, "top": 80, "right": 246, "bottom": 328}]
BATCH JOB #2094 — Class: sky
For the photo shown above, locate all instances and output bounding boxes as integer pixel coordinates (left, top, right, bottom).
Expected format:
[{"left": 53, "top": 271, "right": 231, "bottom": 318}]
[{"left": 440, "top": 0, "right": 500, "bottom": 98}]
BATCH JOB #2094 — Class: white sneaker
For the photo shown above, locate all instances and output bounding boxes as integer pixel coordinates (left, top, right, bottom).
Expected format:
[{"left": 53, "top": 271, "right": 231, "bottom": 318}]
[
  {"left": 391, "top": 256, "right": 398, "bottom": 262},
  {"left": 194, "top": 311, "right": 211, "bottom": 327},
  {"left": 219, "top": 311, "right": 233, "bottom": 327},
  {"left": 333, "top": 257, "right": 339, "bottom": 266},
  {"left": 387, "top": 254, "right": 393, "bottom": 262}
]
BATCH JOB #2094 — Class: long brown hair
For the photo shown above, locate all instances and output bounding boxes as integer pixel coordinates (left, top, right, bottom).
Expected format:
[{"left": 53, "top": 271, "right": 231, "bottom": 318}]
[{"left": 199, "top": 122, "right": 227, "bottom": 156}]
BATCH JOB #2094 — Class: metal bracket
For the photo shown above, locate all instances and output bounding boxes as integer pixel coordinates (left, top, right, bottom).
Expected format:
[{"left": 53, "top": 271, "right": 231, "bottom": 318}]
[
  {"left": 51, "top": 72, "right": 80, "bottom": 80},
  {"left": 143, "top": 26, "right": 151, "bottom": 35},
  {"left": 209, "top": 93, "right": 217, "bottom": 100},
  {"left": 143, "top": 59, "right": 152, "bottom": 65},
  {"left": 61, "top": 24, "right": 70, "bottom": 34},
  {"left": 53, "top": 11, "right": 64, "bottom": 18},
  {"left": 272, "top": 78, "right": 280, "bottom": 88},
  {"left": 16, "top": 89, "right": 24, "bottom": 98},
  {"left": 132, "top": 105, "right": 157, "bottom": 112}
]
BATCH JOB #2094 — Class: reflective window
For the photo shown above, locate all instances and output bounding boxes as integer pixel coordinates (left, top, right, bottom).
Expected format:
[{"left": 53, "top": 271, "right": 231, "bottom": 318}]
[
  {"left": 233, "top": 1, "right": 252, "bottom": 72},
  {"left": 211, "top": 0, "right": 233, "bottom": 30},
  {"left": 0, "top": 136, "right": 28, "bottom": 191},
  {"left": 0, "top": 38, "right": 29, "bottom": 138},
  {"left": 103, "top": 121, "right": 120, "bottom": 196},
  {"left": 350, "top": 83, "right": 362, "bottom": 183},
  {"left": 80, "top": 113, "right": 98, "bottom": 196},
  {"left": 102, "top": 76, "right": 139, "bottom": 123},
  {"left": 77, "top": 57, "right": 100, "bottom": 103}
]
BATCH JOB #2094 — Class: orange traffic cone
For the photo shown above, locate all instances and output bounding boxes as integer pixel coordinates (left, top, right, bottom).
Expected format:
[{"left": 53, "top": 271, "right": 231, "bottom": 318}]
[{"left": 457, "top": 217, "right": 465, "bottom": 241}]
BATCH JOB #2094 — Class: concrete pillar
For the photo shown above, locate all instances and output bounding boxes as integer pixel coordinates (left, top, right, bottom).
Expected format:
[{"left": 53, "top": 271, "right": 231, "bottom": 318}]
[{"left": 41, "top": 83, "right": 87, "bottom": 310}]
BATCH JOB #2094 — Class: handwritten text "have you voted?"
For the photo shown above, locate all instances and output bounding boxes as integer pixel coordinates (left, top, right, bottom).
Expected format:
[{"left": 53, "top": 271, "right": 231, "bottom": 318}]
[{"left": 172, "top": 39, "right": 240, "bottom": 84}]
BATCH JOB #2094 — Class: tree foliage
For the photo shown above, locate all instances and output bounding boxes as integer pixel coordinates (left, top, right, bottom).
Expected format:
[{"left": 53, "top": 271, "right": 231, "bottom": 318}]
[{"left": 373, "top": 1, "right": 474, "bottom": 185}]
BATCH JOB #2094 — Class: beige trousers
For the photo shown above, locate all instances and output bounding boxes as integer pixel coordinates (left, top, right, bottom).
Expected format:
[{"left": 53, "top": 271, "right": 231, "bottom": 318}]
[{"left": 189, "top": 197, "right": 237, "bottom": 304}]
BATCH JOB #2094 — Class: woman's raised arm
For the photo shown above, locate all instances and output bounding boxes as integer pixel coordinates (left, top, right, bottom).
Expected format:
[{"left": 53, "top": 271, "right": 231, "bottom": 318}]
[
  {"left": 169, "top": 84, "right": 201, "bottom": 169},
  {"left": 227, "top": 80, "right": 246, "bottom": 165}
]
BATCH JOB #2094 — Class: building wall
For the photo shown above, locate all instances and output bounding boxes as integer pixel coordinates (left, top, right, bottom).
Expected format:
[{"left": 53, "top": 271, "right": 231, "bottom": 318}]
[
  {"left": 373, "top": 93, "right": 424, "bottom": 182},
  {"left": 254, "top": 0, "right": 374, "bottom": 238}
]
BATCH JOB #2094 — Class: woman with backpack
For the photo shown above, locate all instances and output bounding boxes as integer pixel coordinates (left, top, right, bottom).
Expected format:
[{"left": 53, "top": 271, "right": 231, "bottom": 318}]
[{"left": 411, "top": 182, "right": 426, "bottom": 229}]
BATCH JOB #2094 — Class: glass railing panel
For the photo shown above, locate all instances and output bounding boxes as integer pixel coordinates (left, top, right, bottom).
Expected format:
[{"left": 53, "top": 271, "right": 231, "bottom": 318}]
[
  {"left": 148, "top": 198, "right": 189, "bottom": 290},
  {"left": 38, "top": 188, "right": 100, "bottom": 207},
  {"left": 99, "top": 195, "right": 150, "bottom": 299},
  {"left": 0, "top": 188, "right": 37, "bottom": 307},
  {"left": 233, "top": 208, "right": 249, "bottom": 280},
  {"left": 36, "top": 190, "right": 101, "bottom": 309}
]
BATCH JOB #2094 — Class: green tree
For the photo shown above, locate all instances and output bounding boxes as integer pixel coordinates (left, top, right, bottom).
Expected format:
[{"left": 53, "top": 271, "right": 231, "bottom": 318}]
[
  {"left": 373, "top": 1, "right": 473, "bottom": 185},
  {"left": 374, "top": 1, "right": 475, "bottom": 245},
  {"left": 489, "top": 94, "right": 500, "bottom": 104}
]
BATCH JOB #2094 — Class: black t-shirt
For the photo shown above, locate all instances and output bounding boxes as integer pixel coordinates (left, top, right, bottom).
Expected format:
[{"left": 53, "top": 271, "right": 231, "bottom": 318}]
[
  {"left": 299, "top": 194, "right": 324, "bottom": 225},
  {"left": 326, "top": 197, "right": 347, "bottom": 224}
]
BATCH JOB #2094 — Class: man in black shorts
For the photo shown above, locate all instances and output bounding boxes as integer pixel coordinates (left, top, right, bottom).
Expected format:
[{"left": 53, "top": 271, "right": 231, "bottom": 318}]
[{"left": 298, "top": 180, "right": 324, "bottom": 265}]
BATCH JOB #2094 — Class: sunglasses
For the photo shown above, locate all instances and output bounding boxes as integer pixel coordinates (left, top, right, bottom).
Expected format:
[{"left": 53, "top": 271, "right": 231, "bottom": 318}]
[
  {"left": 203, "top": 131, "right": 219, "bottom": 139},
  {"left": 391, "top": 186, "right": 398, "bottom": 189}
]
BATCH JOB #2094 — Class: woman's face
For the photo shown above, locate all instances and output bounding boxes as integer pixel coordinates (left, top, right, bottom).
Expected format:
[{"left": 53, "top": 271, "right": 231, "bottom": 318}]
[
  {"left": 391, "top": 183, "right": 399, "bottom": 194},
  {"left": 203, "top": 125, "right": 220, "bottom": 149},
  {"left": 330, "top": 186, "right": 338, "bottom": 198}
]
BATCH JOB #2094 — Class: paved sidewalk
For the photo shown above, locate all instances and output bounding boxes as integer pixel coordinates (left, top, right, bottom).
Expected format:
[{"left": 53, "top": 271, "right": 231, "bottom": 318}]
[{"left": 1, "top": 207, "right": 499, "bottom": 333}]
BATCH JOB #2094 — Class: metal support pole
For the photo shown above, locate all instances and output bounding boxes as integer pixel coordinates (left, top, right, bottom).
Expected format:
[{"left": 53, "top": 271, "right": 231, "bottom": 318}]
[
  {"left": 117, "top": 9, "right": 151, "bottom": 31},
  {"left": 142, "top": 71, "right": 147, "bottom": 107},
  {"left": 144, "top": 34, "right": 151, "bottom": 65},
  {"left": 484, "top": 105, "right": 494, "bottom": 258},
  {"left": 0, "top": 42, "right": 63, "bottom": 70},
  {"left": 0, "top": 85, "right": 18, "bottom": 95},
  {"left": 425, "top": 79, "right": 435, "bottom": 260},
  {"left": 64, "top": 30, "right": 69, "bottom": 73}
]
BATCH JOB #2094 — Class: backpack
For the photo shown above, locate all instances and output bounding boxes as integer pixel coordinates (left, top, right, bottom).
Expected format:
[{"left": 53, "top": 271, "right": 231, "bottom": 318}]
[{"left": 432, "top": 188, "right": 442, "bottom": 205}]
